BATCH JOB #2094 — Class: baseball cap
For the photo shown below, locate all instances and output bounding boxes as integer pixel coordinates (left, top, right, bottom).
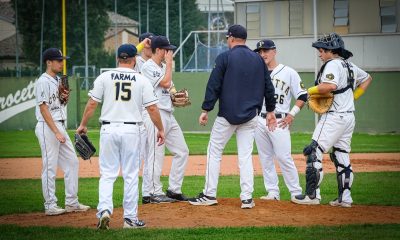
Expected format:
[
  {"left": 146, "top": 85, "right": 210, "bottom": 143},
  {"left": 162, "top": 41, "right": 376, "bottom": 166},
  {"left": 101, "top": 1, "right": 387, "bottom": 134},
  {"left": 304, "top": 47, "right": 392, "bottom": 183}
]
[
  {"left": 139, "top": 32, "right": 155, "bottom": 42},
  {"left": 254, "top": 39, "right": 276, "bottom": 52},
  {"left": 117, "top": 44, "right": 137, "bottom": 59},
  {"left": 151, "top": 36, "right": 177, "bottom": 50},
  {"left": 42, "top": 48, "right": 69, "bottom": 62},
  {"left": 226, "top": 24, "right": 247, "bottom": 39}
]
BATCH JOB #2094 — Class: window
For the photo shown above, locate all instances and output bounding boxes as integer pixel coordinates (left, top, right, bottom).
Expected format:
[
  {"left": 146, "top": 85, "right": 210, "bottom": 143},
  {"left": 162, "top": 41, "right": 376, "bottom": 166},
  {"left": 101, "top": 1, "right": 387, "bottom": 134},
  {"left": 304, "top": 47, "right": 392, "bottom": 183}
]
[
  {"left": 289, "top": 0, "right": 304, "bottom": 36},
  {"left": 380, "top": 0, "right": 397, "bottom": 33},
  {"left": 246, "top": 3, "right": 260, "bottom": 38},
  {"left": 334, "top": 0, "right": 349, "bottom": 26},
  {"left": 260, "top": 1, "right": 289, "bottom": 37}
]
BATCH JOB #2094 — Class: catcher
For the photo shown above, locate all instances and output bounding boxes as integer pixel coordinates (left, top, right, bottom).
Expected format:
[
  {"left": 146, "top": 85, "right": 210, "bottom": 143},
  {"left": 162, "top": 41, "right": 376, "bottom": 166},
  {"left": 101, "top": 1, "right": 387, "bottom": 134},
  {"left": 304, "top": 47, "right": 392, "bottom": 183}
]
[{"left": 292, "top": 33, "right": 372, "bottom": 207}]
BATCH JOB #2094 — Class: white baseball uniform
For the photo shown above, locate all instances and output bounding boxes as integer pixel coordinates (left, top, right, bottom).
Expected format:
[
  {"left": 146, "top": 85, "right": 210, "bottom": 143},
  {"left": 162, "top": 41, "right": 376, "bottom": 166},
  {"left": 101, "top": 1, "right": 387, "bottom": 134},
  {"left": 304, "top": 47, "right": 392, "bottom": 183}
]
[
  {"left": 89, "top": 67, "right": 158, "bottom": 220},
  {"left": 132, "top": 54, "right": 151, "bottom": 197},
  {"left": 311, "top": 58, "right": 370, "bottom": 203},
  {"left": 255, "top": 64, "right": 305, "bottom": 198},
  {"left": 141, "top": 59, "right": 189, "bottom": 196},
  {"left": 34, "top": 73, "right": 79, "bottom": 210},
  {"left": 134, "top": 55, "right": 146, "bottom": 73}
]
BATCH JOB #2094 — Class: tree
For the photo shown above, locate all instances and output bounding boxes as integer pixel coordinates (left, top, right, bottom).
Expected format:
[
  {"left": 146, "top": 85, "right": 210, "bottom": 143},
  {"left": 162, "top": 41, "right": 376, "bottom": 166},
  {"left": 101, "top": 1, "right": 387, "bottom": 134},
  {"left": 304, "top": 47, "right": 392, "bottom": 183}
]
[
  {"left": 14, "top": 0, "right": 112, "bottom": 72},
  {"left": 111, "top": 0, "right": 207, "bottom": 70}
]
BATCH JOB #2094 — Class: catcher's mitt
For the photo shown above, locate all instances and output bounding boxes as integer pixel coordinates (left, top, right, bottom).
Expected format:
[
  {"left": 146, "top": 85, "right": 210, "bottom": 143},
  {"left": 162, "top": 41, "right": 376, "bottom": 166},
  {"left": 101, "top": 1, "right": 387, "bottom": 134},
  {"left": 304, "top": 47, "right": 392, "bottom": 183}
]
[
  {"left": 170, "top": 88, "right": 191, "bottom": 107},
  {"left": 308, "top": 93, "right": 334, "bottom": 114},
  {"left": 74, "top": 133, "right": 96, "bottom": 160},
  {"left": 59, "top": 75, "right": 71, "bottom": 105}
]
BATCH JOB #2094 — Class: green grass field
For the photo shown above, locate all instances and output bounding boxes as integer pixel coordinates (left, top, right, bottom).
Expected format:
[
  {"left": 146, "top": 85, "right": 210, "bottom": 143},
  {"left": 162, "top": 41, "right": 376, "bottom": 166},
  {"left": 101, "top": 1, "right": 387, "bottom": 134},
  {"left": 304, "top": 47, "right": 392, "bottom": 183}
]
[
  {"left": 1, "top": 224, "right": 399, "bottom": 240},
  {"left": 0, "top": 130, "right": 399, "bottom": 239},
  {"left": 0, "top": 173, "right": 400, "bottom": 239},
  {"left": 0, "top": 131, "right": 399, "bottom": 158}
]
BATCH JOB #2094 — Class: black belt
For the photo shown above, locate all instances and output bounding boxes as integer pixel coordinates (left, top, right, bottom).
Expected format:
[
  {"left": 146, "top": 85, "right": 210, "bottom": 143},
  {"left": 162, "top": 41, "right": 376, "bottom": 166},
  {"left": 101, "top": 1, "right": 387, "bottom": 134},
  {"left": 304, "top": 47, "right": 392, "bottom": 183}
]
[
  {"left": 56, "top": 120, "right": 65, "bottom": 124},
  {"left": 327, "top": 111, "right": 353, "bottom": 113},
  {"left": 260, "top": 113, "right": 286, "bottom": 119},
  {"left": 102, "top": 121, "right": 137, "bottom": 125}
]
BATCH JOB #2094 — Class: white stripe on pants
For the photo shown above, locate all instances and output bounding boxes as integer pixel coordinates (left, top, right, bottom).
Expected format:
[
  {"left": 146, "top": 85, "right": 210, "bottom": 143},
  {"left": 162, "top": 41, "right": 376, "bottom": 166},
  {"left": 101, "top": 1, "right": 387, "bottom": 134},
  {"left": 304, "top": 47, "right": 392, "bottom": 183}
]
[
  {"left": 312, "top": 112, "right": 355, "bottom": 202},
  {"left": 97, "top": 123, "right": 141, "bottom": 220},
  {"left": 35, "top": 121, "right": 79, "bottom": 210},
  {"left": 254, "top": 116, "right": 302, "bottom": 197},
  {"left": 143, "top": 110, "right": 189, "bottom": 196},
  {"left": 203, "top": 116, "right": 257, "bottom": 200}
]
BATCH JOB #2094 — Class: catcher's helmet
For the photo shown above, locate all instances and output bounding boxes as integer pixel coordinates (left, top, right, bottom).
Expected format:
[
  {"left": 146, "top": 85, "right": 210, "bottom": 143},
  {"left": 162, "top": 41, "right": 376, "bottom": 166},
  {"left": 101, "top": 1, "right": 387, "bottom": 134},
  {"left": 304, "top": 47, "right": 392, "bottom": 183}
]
[{"left": 312, "top": 33, "right": 345, "bottom": 50}]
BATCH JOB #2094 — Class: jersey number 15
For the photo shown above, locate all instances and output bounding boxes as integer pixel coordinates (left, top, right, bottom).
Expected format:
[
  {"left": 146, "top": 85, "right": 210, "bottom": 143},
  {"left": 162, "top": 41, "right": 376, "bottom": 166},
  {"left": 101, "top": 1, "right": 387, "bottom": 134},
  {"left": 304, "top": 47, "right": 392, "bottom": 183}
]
[{"left": 115, "top": 82, "right": 131, "bottom": 101}]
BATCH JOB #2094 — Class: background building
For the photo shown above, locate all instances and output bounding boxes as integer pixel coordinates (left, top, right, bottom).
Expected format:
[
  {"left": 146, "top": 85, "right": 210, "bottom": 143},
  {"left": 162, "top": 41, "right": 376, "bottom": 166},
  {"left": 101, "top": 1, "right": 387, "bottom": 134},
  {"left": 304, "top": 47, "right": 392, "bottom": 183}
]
[{"left": 233, "top": 0, "right": 400, "bottom": 71}]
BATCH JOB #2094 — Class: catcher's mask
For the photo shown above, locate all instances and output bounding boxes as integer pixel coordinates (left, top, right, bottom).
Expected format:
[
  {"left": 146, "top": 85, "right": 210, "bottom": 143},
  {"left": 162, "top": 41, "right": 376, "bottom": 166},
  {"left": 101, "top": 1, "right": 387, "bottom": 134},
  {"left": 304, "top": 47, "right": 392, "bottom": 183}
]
[{"left": 312, "top": 33, "right": 344, "bottom": 50}]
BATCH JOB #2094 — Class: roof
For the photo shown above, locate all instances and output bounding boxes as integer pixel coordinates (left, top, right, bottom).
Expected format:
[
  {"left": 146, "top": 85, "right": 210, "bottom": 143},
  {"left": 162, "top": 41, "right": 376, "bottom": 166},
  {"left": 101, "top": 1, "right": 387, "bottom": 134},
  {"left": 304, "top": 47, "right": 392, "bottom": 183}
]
[
  {"left": 0, "top": 33, "right": 24, "bottom": 58},
  {"left": 0, "top": 1, "right": 14, "bottom": 23},
  {"left": 104, "top": 27, "right": 138, "bottom": 40},
  {"left": 107, "top": 11, "right": 139, "bottom": 27}
]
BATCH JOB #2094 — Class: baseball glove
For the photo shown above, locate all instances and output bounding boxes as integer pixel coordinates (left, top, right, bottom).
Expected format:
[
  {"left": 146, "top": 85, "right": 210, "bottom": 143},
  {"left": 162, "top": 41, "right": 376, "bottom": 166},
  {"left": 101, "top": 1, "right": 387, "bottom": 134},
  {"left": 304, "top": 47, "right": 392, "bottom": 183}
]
[
  {"left": 308, "top": 93, "right": 334, "bottom": 114},
  {"left": 58, "top": 75, "right": 71, "bottom": 105},
  {"left": 74, "top": 133, "right": 96, "bottom": 160},
  {"left": 170, "top": 87, "right": 191, "bottom": 107}
]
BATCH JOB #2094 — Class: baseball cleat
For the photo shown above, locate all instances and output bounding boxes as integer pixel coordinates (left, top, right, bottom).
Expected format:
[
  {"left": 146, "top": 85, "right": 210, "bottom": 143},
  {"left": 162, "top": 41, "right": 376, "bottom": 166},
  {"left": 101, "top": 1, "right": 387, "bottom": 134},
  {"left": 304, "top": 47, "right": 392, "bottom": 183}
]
[
  {"left": 150, "top": 194, "right": 177, "bottom": 203},
  {"left": 65, "top": 203, "right": 90, "bottom": 212},
  {"left": 260, "top": 193, "right": 280, "bottom": 201},
  {"left": 291, "top": 194, "right": 320, "bottom": 205},
  {"left": 241, "top": 199, "right": 255, "bottom": 209},
  {"left": 329, "top": 198, "right": 351, "bottom": 208},
  {"left": 123, "top": 218, "right": 146, "bottom": 229},
  {"left": 188, "top": 192, "right": 218, "bottom": 206},
  {"left": 166, "top": 190, "right": 189, "bottom": 201},
  {"left": 97, "top": 210, "right": 111, "bottom": 230},
  {"left": 45, "top": 206, "right": 66, "bottom": 216},
  {"left": 142, "top": 196, "right": 151, "bottom": 204}
]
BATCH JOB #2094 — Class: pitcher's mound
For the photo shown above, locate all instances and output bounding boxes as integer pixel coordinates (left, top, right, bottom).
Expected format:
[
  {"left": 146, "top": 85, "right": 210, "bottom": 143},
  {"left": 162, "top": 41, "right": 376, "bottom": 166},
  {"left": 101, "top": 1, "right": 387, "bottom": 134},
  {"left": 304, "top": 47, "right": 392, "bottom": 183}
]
[{"left": 1, "top": 199, "right": 400, "bottom": 229}]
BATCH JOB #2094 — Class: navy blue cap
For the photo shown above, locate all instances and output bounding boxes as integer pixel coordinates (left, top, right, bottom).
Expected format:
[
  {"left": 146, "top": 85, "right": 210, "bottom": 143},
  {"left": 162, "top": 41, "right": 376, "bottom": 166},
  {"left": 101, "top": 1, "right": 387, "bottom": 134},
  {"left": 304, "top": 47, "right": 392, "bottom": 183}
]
[
  {"left": 226, "top": 24, "right": 247, "bottom": 39},
  {"left": 117, "top": 44, "right": 137, "bottom": 59},
  {"left": 254, "top": 39, "right": 276, "bottom": 52},
  {"left": 139, "top": 32, "right": 155, "bottom": 42},
  {"left": 151, "top": 36, "right": 176, "bottom": 50},
  {"left": 43, "top": 48, "right": 69, "bottom": 62}
]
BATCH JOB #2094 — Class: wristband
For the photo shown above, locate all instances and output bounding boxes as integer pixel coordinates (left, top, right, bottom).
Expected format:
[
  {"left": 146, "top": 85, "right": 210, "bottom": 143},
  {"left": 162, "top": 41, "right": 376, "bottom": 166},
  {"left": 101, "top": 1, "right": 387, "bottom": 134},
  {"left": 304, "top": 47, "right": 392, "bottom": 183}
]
[
  {"left": 136, "top": 42, "right": 144, "bottom": 53},
  {"left": 289, "top": 105, "right": 301, "bottom": 117},
  {"left": 354, "top": 87, "right": 365, "bottom": 100},
  {"left": 201, "top": 110, "right": 208, "bottom": 113},
  {"left": 307, "top": 86, "right": 319, "bottom": 95}
]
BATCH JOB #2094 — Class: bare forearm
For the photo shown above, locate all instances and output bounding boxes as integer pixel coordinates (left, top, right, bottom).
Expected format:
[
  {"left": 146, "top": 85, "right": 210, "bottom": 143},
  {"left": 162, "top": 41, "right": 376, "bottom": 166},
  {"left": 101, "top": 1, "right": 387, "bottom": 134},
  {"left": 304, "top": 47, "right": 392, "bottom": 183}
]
[
  {"left": 295, "top": 99, "right": 306, "bottom": 109},
  {"left": 159, "top": 70, "right": 172, "bottom": 89},
  {"left": 80, "top": 99, "right": 98, "bottom": 127},
  {"left": 146, "top": 105, "right": 164, "bottom": 131},
  {"left": 39, "top": 104, "right": 60, "bottom": 134}
]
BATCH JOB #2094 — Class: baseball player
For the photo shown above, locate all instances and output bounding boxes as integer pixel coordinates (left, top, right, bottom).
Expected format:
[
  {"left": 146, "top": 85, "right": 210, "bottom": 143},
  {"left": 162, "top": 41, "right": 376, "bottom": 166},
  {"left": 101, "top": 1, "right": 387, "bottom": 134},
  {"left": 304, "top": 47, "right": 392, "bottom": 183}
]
[
  {"left": 141, "top": 36, "right": 190, "bottom": 204},
  {"left": 77, "top": 44, "right": 165, "bottom": 229},
  {"left": 292, "top": 33, "right": 372, "bottom": 207},
  {"left": 188, "top": 25, "right": 277, "bottom": 209},
  {"left": 254, "top": 39, "right": 306, "bottom": 201},
  {"left": 35, "top": 48, "right": 90, "bottom": 215},
  {"left": 134, "top": 32, "right": 155, "bottom": 73}
]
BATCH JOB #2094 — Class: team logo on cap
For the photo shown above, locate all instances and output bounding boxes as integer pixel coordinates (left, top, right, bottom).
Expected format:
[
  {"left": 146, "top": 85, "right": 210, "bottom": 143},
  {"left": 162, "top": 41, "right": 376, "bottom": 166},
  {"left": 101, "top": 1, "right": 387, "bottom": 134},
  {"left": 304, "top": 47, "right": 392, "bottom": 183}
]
[
  {"left": 258, "top": 41, "right": 264, "bottom": 48},
  {"left": 59, "top": 50, "right": 63, "bottom": 56}
]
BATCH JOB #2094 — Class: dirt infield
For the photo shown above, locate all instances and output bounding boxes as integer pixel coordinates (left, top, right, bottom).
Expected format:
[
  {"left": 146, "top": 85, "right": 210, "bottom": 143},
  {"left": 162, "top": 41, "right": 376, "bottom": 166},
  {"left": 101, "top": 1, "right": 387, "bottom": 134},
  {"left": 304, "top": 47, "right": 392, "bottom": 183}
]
[
  {"left": 0, "top": 153, "right": 399, "bottom": 229},
  {"left": 1, "top": 199, "right": 400, "bottom": 229},
  {"left": 0, "top": 153, "right": 399, "bottom": 179}
]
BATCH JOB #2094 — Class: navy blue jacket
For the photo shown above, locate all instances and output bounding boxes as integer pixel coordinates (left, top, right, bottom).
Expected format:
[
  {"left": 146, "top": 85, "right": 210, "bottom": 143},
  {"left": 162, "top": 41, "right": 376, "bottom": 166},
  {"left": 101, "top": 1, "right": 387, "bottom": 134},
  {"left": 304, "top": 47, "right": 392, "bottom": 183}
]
[{"left": 202, "top": 45, "right": 276, "bottom": 125}]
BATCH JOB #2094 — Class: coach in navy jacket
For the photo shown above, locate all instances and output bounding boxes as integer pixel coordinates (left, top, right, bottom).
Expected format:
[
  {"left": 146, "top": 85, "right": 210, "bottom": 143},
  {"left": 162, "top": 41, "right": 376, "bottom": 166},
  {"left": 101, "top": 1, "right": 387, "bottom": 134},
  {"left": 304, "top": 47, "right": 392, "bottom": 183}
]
[
  {"left": 201, "top": 27, "right": 276, "bottom": 125},
  {"left": 189, "top": 25, "right": 277, "bottom": 209}
]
